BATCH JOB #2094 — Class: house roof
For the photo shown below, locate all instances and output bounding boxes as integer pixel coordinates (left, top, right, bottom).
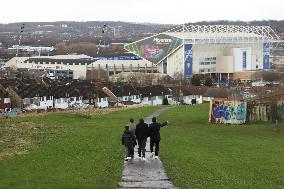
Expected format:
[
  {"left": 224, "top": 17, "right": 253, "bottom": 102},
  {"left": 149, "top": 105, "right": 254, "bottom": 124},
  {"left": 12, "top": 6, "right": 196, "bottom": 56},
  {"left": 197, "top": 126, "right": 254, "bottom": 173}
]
[
  {"left": 181, "top": 85, "right": 208, "bottom": 96},
  {"left": 24, "top": 58, "right": 95, "bottom": 65},
  {"left": 204, "top": 87, "right": 229, "bottom": 98},
  {"left": 137, "top": 85, "right": 171, "bottom": 97},
  {"left": 107, "top": 85, "right": 141, "bottom": 97}
]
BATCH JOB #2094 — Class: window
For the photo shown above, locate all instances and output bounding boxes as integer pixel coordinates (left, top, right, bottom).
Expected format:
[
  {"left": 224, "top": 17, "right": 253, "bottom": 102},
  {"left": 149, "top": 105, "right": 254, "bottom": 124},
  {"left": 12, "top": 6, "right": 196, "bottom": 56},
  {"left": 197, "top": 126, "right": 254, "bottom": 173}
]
[
  {"left": 242, "top": 51, "right": 247, "bottom": 69},
  {"left": 163, "top": 62, "right": 167, "bottom": 74}
]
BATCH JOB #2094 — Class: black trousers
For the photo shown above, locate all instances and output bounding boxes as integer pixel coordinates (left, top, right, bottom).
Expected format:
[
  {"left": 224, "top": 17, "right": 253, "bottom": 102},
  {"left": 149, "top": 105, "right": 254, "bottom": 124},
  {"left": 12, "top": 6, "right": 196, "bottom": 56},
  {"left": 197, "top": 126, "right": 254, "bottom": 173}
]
[
  {"left": 137, "top": 139, "right": 147, "bottom": 158},
  {"left": 150, "top": 140, "right": 160, "bottom": 156},
  {"left": 126, "top": 146, "right": 134, "bottom": 158}
]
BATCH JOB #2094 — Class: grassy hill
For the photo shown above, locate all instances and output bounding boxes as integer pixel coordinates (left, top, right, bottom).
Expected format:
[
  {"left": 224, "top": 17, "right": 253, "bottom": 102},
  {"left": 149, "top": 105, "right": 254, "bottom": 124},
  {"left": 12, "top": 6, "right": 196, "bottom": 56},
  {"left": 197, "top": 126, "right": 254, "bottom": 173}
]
[
  {"left": 0, "top": 107, "right": 160, "bottom": 189},
  {"left": 1, "top": 105, "right": 283, "bottom": 188},
  {"left": 160, "top": 104, "right": 284, "bottom": 189}
]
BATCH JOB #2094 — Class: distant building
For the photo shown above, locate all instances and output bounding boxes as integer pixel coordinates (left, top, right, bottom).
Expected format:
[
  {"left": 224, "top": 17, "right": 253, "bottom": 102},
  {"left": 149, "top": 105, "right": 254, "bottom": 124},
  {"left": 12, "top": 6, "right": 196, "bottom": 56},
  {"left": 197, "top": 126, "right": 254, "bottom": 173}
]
[
  {"left": 8, "top": 45, "right": 54, "bottom": 55},
  {"left": 87, "top": 54, "right": 157, "bottom": 79},
  {"left": 125, "top": 24, "right": 280, "bottom": 81},
  {"left": 0, "top": 90, "right": 11, "bottom": 111},
  {"left": 4, "top": 54, "right": 95, "bottom": 79},
  {"left": 4, "top": 54, "right": 158, "bottom": 80}
]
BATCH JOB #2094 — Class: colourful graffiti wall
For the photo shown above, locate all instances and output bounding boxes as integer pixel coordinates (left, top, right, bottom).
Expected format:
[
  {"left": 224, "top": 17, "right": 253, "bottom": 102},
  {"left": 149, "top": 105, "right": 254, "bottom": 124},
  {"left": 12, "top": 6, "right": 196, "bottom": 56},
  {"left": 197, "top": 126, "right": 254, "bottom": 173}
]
[{"left": 209, "top": 99, "right": 247, "bottom": 124}]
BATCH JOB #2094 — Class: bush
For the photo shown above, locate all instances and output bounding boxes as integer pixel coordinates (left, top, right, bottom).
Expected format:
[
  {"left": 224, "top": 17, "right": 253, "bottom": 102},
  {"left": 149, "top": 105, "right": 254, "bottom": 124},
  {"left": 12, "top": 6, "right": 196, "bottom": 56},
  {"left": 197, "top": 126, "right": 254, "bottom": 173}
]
[
  {"left": 204, "top": 78, "right": 213, "bottom": 87},
  {"left": 191, "top": 75, "right": 201, "bottom": 86},
  {"left": 162, "top": 97, "right": 169, "bottom": 105}
]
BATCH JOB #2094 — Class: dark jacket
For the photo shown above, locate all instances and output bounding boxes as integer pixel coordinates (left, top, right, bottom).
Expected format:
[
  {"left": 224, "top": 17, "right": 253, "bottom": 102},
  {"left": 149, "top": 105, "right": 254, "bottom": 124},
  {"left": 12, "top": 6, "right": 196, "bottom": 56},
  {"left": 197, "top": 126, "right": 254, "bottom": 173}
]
[
  {"left": 135, "top": 121, "right": 149, "bottom": 140},
  {"left": 122, "top": 129, "right": 136, "bottom": 147},
  {"left": 149, "top": 122, "right": 167, "bottom": 142}
]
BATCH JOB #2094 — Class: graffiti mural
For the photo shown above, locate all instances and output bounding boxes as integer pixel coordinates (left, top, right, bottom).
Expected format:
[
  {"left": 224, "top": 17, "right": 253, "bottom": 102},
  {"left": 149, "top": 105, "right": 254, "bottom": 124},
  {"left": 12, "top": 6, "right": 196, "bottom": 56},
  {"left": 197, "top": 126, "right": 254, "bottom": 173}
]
[{"left": 209, "top": 99, "right": 247, "bottom": 124}]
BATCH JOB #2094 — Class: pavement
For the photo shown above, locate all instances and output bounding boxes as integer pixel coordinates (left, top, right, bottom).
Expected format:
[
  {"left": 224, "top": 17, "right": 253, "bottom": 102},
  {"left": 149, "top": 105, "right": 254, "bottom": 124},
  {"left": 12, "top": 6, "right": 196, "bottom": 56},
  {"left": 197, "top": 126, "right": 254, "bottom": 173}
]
[{"left": 118, "top": 107, "right": 179, "bottom": 189}]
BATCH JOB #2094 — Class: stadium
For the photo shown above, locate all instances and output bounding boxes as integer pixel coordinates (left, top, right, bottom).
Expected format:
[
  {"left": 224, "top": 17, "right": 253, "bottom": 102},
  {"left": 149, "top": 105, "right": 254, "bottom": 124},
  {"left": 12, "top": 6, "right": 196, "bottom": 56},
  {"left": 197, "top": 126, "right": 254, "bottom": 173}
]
[{"left": 125, "top": 24, "right": 281, "bottom": 82}]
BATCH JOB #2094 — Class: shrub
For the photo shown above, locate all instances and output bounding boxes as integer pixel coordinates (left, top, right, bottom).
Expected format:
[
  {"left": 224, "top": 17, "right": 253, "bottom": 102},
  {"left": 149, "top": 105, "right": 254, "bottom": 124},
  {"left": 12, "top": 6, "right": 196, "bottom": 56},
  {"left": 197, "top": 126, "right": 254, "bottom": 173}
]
[{"left": 162, "top": 97, "right": 169, "bottom": 105}]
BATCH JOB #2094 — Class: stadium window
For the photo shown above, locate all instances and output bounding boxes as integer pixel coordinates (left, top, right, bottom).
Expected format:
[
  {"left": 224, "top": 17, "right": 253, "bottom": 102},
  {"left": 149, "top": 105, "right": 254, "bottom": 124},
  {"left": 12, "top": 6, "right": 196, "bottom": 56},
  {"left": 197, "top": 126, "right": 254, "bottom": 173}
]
[{"left": 242, "top": 51, "right": 247, "bottom": 69}]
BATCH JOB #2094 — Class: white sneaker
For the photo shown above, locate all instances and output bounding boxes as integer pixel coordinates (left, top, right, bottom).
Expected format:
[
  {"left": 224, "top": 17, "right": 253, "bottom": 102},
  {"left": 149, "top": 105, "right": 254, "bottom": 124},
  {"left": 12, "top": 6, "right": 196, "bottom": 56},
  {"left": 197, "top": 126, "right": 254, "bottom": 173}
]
[
  {"left": 154, "top": 156, "right": 159, "bottom": 159},
  {"left": 142, "top": 157, "right": 146, "bottom": 161},
  {"left": 126, "top": 157, "right": 131, "bottom": 160}
]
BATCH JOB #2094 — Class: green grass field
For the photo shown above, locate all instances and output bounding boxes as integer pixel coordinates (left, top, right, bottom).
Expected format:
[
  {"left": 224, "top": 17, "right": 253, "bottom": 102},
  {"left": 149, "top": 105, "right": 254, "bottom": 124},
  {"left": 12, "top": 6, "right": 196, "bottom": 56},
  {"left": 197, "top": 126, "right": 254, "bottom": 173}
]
[
  {"left": 1, "top": 105, "right": 283, "bottom": 189},
  {"left": 0, "top": 106, "right": 160, "bottom": 189},
  {"left": 159, "top": 104, "right": 284, "bottom": 189}
]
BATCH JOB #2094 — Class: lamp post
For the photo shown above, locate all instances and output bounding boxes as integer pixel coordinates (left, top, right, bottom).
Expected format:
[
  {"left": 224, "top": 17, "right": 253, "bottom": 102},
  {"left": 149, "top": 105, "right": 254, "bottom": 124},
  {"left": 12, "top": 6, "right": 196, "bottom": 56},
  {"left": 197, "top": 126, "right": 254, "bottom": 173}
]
[{"left": 16, "top": 24, "right": 25, "bottom": 57}]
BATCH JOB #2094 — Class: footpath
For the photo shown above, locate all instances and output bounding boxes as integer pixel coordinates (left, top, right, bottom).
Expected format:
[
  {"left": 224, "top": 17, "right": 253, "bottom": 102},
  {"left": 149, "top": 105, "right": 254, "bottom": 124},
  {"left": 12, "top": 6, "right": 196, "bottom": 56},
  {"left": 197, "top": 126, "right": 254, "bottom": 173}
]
[{"left": 118, "top": 107, "right": 179, "bottom": 189}]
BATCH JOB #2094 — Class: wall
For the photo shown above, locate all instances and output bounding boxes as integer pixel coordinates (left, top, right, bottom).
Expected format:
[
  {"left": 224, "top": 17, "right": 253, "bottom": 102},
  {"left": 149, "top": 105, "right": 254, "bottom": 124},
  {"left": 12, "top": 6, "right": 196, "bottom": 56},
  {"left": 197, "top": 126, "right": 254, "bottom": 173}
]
[
  {"left": 166, "top": 46, "right": 184, "bottom": 77},
  {"left": 210, "top": 99, "right": 247, "bottom": 124},
  {"left": 233, "top": 48, "right": 252, "bottom": 71},
  {"left": 5, "top": 58, "right": 88, "bottom": 79},
  {"left": 277, "top": 100, "right": 284, "bottom": 121},
  {"left": 248, "top": 105, "right": 269, "bottom": 122},
  {"left": 141, "top": 96, "right": 163, "bottom": 105},
  {"left": 216, "top": 56, "right": 234, "bottom": 73},
  {"left": 97, "top": 98, "right": 109, "bottom": 108},
  {"left": 54, "top": 98, "right": 68, "bottom": 109},
  {"left": 0, "top": 98, "right": 11, "bottom": 110},
  {"left": 39, "top": 100, "right": 53, "bottom": 109},
  {"left": 192, "top": 43, "right": 263, "bottom": 74},
  {"left": 183, "top": 95, "right": 203, "bottom": 105}
]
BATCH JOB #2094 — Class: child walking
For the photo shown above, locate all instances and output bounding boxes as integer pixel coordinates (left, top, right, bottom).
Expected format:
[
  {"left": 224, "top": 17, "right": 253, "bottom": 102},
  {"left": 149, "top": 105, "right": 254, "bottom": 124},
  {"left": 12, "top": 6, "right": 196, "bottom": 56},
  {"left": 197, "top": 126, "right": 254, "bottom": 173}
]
[{"left": 122, "top": 125, "right": 136, "bottom": 161}]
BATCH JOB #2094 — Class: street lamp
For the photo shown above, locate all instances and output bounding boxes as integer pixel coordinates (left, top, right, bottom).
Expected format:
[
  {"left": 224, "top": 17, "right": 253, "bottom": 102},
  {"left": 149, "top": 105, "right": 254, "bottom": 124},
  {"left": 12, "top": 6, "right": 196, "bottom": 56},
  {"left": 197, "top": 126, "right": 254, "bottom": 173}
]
[{"left": 16, "top": 24, "right": 25, "bottom": 57}]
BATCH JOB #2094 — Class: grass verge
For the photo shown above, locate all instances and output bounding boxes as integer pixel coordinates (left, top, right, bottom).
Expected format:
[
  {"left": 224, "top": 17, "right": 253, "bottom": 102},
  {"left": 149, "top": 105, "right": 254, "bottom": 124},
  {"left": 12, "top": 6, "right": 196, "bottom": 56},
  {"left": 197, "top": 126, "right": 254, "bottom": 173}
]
[{"left": 159, "top": 104, "right": 284, "bottom": 189}]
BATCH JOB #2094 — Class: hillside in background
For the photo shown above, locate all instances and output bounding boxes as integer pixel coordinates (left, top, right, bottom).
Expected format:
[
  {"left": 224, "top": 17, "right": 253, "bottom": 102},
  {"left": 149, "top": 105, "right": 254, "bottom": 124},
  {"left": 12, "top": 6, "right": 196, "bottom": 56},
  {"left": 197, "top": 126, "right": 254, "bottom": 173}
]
[
  {"left": 0, "top": 20, "right": 283, "bottom": 60},
  {"left": 0, "top": 20, "right": 283, "bottom": 48}
]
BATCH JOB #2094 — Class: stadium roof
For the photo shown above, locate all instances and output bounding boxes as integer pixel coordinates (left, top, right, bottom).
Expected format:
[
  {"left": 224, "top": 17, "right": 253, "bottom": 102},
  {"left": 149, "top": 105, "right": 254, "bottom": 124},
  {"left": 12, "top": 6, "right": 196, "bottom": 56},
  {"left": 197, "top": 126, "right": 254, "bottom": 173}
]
[{"left": 165, "top": 24, "right": 281, "bottom": 45}]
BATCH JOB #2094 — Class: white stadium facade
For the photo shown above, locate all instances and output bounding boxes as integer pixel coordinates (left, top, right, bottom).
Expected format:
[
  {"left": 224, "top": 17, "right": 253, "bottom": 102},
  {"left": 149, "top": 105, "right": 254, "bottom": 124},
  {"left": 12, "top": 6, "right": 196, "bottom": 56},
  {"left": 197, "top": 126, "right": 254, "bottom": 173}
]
[{"left": 125, "top": 24, "right": 281, "bottom": 81}]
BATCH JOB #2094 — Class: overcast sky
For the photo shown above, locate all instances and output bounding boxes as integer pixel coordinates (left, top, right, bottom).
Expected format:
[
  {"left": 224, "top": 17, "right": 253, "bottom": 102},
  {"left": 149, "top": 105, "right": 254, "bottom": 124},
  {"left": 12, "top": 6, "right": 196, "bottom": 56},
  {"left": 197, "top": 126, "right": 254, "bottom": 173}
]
[{"left": 0, "top": 0, "right": 283, "bottom": 24}]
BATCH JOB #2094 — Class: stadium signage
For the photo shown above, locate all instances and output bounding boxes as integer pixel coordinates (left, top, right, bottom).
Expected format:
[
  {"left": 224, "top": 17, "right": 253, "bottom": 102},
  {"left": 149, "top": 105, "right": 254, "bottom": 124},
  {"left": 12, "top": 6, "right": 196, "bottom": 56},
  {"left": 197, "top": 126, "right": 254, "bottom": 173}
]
[
  {"left": 184, "top": 44, "right": 193, "bottom": 78},
  {"left": 263, "top": 43, "right": 270, "bottom": 71},
  {"left": 153, "top": 38, "right": 172, "bottom": 43},
  {"left": 124, "top": 33, "right": 183, "bottom": 64}
]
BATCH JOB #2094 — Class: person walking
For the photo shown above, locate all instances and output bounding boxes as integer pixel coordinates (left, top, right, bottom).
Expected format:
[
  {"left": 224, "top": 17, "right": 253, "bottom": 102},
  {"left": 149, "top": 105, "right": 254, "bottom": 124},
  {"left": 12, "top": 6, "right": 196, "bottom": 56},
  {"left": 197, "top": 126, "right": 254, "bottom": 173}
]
[
  {"left": 135, "top": 118, "right": 148, "bottom": 161},
  {"left": 122, "top": 126, "right": 136, "bottom": 161},
  {"left": 149, "top": 117, "right": 168, "bottom": 159}
]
